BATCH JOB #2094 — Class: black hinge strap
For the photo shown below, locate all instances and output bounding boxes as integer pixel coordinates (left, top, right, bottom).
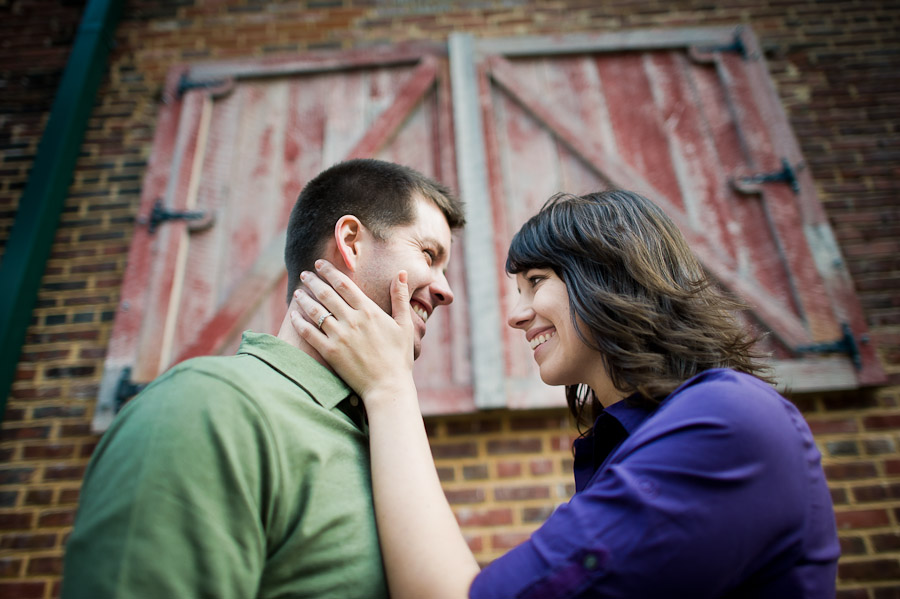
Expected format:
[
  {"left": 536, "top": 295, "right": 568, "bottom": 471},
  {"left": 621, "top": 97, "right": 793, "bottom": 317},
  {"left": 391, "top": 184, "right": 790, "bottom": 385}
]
[{"left": 795, "top": 323, "right": 864, "bottom": 370}]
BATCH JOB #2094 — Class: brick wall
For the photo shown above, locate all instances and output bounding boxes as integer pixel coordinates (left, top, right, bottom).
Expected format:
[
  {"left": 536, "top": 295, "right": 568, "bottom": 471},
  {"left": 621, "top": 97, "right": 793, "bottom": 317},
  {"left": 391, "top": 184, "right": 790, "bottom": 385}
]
[{"left": 1, "top": 0, "right": 898, "bottom": 597}]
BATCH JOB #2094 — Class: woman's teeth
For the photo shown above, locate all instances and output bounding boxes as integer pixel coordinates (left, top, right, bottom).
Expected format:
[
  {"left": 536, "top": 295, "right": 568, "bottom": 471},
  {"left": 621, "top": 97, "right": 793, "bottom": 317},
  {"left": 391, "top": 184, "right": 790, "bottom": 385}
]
[
  {"left": 529, "top": 331, "right": 554, "bottom": 350},
  {"left": 412, "top": 305, "right": 428, "bottom": 322}
]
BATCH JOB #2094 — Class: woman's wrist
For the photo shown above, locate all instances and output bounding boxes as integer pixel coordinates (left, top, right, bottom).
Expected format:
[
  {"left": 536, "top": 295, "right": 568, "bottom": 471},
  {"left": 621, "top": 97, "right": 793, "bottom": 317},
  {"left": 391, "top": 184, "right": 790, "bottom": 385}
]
[{"left": 361, "top": 377, "right": 418, "bottom": 412}]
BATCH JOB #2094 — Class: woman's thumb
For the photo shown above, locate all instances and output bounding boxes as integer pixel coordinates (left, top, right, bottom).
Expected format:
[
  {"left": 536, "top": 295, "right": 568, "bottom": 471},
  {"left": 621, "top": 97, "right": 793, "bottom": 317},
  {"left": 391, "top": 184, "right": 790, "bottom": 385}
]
[{"left": 391, "top": 271, "right": 411, "bottom": 326}]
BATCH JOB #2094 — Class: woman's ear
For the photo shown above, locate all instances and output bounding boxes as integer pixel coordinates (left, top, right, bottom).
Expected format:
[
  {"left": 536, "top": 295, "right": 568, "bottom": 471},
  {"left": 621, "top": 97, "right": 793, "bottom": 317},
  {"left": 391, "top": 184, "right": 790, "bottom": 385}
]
[{"left": 334, "top": 215, "right": 363, "bottom": 272}]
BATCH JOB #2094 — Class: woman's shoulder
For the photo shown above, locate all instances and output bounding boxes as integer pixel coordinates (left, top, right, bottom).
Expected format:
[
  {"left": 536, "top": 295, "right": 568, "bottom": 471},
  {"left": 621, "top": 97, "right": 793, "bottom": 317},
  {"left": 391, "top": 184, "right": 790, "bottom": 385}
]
[{"left": 649, "top": 368, "right": 795, "bottom": 437}]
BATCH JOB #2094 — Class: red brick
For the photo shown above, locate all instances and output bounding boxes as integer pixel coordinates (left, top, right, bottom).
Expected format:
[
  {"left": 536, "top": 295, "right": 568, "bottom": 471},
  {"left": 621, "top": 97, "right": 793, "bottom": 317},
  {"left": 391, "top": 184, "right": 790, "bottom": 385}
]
[
  {"left": 444, "top": 488, "right": 485, "bottom": 505},
  {"left": 838, "top": 558, "right": 900, "bottom": 581},
  {"left": 835, "top": 508, "right": 891, "bottom": 530},
  {"left": 464, "top": 534, "right": 483, "bottom": 554},
  {"left": 825, "top": 462, "right": 878, "bottom": 481},
  {"left": 806, "top": 418, "right": 859, "bottom": 435},
  {"left": 839, "top": 536, "right": 868, "bottom": 555},
  {"left": 487, "top": 438, "right": 542, "bottom": 455},
  {"left": 523, "top": 505, "right": 555, "bottom": 523},
  {"left": 873, "top": 586, "right": 900, "bottom": 599},
  {"left": 37, "top": 510, "right": 75, "bottom": 528},
  {"left": 445, "top": 419, "right": 502, "bottom": 436},
  {"left": 455, "top": 508, "right": 513, "bottom": 527},
  {"left": 864, "top": 415, "right": 900, "bottom": 431},
  {"left": 529, "top": 458, "right": 554, "bottom": 476},
  {"left": 27, "top": 555, "right": 62, "bottom": 576},
  {"left": 43, "top": 465, "right": 86, "bottom": 482},
  {"left": 24, "top": 490, "right": 53, "bottom": 506},
  {"left": 0, "top": 427, "right": 51, "bottom": 441},
  {"left": 491, "top": 531, "right": 531, "bottom": 550},
  {"left": 431, "top": 442, "right": 478, "bottom": 459},
  {"left": 494, "top": 485, "right": 550, "bottom": 501},
  {"left": 509, "top": 415, "right": 567, "bottom": 431},
  {"left": 0, "top": 469, "right": 35, "bottom": 485},
  {"left": 0, "top": 513, "right": 34, "bottom": 531},
  {"left": 496, "top": 461, "right": 522, "bottom": 478},
  {"left": 873, "top": 533, "right": 900, "bottom": 552},
  {"left": 852, "top": 483, "right": 900, "bottom": 503},
  {"left": 23, "top": 444, "right": 76, "bottom": 460},
  {"left": 58, "top": 489, "right": 80, "bottom": 505},
  {"left": 462, "top": 465, "right": 489, "bottom": 480},
  {"left": 0, "top": 533, "right": 58, "bottom": 550},
  {"left": 0, "top": 557, "right": 23, "bottom": 577},
  {"left": 0, "top": 582, "right": 46, "bottom": 599}
]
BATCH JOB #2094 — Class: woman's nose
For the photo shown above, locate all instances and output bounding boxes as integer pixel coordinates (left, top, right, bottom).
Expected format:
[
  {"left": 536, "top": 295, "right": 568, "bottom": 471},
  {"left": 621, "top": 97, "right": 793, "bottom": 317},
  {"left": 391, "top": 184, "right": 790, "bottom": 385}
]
[{"left": 507, "top": 299, "right": 533, "bottom": 330}]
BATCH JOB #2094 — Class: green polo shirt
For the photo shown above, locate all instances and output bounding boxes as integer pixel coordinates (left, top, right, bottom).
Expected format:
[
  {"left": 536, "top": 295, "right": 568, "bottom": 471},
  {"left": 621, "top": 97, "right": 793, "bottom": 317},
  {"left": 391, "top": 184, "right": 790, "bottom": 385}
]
[{"left": 62, "top": 332, "right": 388, "bottom": 599}]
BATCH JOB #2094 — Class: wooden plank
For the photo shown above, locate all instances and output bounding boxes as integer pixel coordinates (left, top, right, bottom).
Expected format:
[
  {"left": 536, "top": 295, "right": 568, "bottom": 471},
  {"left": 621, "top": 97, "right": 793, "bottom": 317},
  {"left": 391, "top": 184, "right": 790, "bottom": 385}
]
[
  {"left": 131, "top": 90, "right": 210, "bottom": 381},
  {"left": 449, "top": 33, "right": 506, "bottom": 409},
  {"left": 476, "top": 27, "right": 738, "bottom": 57},
  {"left": 171, "top": 231, "right": 288, "bottom": 364},
  {"left": 770, "top": 358, "right": 858, "bottom": 393},
  {"left": 159, "top": 93, "right": 214, "bottom": 370},
  {"left": 181, "top": 43, "right": 443, "bottom": 91},
  {"left": 346, "top": 56, "right": 438, "bottom": 159}
]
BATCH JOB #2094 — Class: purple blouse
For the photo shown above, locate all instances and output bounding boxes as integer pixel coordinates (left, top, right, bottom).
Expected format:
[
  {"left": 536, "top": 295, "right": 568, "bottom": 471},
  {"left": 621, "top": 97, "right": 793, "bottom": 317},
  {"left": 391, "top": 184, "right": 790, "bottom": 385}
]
[{"left": 469, "top": 369, "right": 839, "bottom": 598}]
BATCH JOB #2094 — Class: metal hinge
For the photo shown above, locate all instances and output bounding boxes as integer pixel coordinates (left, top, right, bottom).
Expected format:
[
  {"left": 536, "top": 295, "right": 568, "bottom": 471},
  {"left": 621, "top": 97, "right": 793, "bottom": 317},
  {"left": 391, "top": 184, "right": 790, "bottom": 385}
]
[
  {"left": 141, "top": 198, "right": 212, "bottom": 234},
  {"left": 692, "top": 27, "right": 754, "bottom": 60},
  {"left": 795, "top": 323, "right": 864, "bottom": 370},
  {"left": 177, "top": 72, "right": 229, "bottom": 98},
  {"left": 115, "top": 366, "right": 148, "bottom": 412},
  {"left": 734, "top": 158, "right": 802, "bottom": 194}
]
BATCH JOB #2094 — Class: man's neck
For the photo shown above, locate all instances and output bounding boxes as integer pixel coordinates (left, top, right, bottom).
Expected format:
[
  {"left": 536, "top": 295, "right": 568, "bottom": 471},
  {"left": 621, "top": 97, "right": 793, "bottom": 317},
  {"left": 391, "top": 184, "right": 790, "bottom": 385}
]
[{"left": 275, "top": 307, "right": 334, "bottom": 373}]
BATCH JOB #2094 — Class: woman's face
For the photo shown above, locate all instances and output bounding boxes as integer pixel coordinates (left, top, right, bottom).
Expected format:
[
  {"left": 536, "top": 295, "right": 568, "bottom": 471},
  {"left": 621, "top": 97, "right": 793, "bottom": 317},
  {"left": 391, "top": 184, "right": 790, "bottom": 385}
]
[{"left": 508, "top": 268, "right": 616, "bottom": 401}]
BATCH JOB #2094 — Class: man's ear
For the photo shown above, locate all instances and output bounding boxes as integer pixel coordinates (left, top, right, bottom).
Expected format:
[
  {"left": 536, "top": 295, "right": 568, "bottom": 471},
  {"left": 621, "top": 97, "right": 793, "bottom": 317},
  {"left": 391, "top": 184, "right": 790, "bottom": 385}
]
[{"left": 334, "top": 215, "right": 363, "bottom": 272}]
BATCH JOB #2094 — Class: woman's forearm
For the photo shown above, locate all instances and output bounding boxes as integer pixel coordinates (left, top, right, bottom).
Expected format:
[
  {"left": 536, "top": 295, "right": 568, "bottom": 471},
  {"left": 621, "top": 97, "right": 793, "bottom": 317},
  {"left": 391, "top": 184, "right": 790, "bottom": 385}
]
[{"left": 364, "top": 385, "right": 480, "bottom": 599}]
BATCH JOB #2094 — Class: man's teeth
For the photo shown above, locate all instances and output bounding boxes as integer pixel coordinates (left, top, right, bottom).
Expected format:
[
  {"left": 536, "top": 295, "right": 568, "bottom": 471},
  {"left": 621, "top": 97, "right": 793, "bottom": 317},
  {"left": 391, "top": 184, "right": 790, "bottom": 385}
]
[
  {"left": 529, "top": 331, "right": 554, "bottom": 350},
  {"left": 412, "top": 305, "right": 429, "bottom": 322}
]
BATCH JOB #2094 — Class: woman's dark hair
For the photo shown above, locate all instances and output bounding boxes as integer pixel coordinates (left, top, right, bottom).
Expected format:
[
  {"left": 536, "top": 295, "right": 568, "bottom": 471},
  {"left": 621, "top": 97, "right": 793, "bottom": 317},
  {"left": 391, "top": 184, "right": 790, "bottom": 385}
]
[{"left": 506, "top": 190, "right": 772, "bottom": 428}]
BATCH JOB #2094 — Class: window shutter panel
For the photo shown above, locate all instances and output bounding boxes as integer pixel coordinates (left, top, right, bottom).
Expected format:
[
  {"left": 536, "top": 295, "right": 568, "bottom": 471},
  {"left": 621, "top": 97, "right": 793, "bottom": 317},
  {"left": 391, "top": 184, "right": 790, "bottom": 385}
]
[
  {"left": 451, "top": 27, "right": 884, "bottom": 410},
  {"left": 96, "top": 47, "right": 473, "bottom": 432}
]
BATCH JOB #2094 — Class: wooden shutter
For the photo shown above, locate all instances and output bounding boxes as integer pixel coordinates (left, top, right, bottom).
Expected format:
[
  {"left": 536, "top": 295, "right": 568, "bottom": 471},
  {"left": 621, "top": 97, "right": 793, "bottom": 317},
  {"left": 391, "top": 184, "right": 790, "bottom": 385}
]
[
  {"left": 95, "top": 45, "right": 474, "bottom": 432},
  {"left": 450, "top": 27, "right": 885, "bottom": 409}
]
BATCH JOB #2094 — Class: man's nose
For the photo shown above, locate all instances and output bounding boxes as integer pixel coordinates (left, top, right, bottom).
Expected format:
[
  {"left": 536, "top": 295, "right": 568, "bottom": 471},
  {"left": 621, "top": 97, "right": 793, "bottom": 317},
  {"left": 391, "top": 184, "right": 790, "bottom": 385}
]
[{"left": 431, "top": 272, "right": 454, "bottom": 306}]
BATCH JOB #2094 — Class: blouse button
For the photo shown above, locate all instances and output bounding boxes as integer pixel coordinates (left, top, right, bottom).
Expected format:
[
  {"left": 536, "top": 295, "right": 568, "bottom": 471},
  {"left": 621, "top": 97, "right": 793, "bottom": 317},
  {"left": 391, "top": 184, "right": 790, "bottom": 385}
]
[
  {"left": 349, "top": 396, "right": 359, "bottom": 407},
  {"left": 582, "top": 553, "right": 599, "bottom": 570}
]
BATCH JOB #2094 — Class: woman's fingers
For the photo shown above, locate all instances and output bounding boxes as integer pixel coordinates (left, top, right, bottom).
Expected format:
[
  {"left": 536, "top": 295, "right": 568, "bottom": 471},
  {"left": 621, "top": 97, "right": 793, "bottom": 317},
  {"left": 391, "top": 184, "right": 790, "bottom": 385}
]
[
  {"left": 312, "top": 259, "right": 368, "bottom": 309},
  {"left": 292, "top": 288, "right": 334, "bottom": 332}
]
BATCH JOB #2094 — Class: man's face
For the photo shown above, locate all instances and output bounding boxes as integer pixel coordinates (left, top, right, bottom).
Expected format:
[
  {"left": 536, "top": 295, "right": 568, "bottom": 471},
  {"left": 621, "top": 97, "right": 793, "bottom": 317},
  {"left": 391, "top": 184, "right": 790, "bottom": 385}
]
[{"left": 353, "top": 194, "right": 455, "bottom": 359}]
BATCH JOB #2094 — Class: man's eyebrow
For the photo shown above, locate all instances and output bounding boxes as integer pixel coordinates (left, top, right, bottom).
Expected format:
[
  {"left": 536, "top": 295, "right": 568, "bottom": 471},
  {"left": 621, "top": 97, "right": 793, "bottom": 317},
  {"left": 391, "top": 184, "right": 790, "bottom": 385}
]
[{"left": 421, "top": 236, "right": 448, "bottom": 259}]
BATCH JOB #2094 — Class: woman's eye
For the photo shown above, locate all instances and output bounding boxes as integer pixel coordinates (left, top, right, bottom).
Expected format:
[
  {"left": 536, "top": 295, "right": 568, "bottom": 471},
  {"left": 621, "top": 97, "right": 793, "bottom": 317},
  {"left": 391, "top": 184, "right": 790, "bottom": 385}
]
[{"left": 424, "top": 249, "right": 436, "bottom": 264}]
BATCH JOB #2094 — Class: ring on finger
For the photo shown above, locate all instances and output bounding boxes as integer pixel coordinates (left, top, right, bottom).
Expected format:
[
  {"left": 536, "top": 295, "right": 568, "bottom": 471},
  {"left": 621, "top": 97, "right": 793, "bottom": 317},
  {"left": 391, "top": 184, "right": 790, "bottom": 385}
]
[{"left": 316, "top": 311, "right": 334, "bottom": 329}]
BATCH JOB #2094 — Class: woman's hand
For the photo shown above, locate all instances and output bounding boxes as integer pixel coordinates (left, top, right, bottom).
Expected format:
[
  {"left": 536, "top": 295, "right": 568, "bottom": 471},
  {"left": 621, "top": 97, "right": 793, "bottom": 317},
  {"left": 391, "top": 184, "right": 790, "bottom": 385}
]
[
  {"left": 292, "top": 260, "right": 478, "bottom": 599},
  {"left": 290, "top": 260, "right": 417, "bottom": 403}
]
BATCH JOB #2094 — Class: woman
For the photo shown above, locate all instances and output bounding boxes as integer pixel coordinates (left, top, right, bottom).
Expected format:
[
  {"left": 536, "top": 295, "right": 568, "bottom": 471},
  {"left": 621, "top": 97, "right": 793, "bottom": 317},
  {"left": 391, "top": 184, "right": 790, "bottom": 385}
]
[{"left": 291, "top": 190, "right": 839, "bottom": 598}]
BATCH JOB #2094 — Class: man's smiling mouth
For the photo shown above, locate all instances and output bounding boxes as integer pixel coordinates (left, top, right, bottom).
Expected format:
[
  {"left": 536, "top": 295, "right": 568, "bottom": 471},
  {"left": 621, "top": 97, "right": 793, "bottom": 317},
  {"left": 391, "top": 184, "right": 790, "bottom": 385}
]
[{"left": 412, "top": 304, "right": 429, "bottom": 323}]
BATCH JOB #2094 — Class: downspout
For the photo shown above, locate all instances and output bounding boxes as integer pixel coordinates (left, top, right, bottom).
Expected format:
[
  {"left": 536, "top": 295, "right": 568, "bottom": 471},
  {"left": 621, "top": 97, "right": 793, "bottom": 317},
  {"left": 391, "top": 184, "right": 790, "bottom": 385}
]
[{"left": 0, "top": 0, "right": 123, "bottom": 426}]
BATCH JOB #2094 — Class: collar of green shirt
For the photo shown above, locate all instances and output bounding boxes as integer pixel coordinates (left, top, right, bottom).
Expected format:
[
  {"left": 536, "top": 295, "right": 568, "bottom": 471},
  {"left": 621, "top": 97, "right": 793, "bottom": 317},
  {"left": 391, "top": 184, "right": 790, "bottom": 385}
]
[{"left": 237, "top": 331, "right": 353, "bottom": 412}]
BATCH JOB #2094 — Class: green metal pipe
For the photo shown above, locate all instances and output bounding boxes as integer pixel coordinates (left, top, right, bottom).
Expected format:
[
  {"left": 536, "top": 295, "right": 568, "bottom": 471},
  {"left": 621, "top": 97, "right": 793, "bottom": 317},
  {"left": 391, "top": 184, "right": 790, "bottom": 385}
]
[{"left": 0, "top": 0, "right": 123, "bottom": 426}]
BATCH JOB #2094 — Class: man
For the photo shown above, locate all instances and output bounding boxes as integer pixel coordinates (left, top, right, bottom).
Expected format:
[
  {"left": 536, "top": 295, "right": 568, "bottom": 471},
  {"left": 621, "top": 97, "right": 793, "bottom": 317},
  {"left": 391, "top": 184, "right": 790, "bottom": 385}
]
[{"left": 61, "top": 159, "right": 465, "bottom": 599}]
